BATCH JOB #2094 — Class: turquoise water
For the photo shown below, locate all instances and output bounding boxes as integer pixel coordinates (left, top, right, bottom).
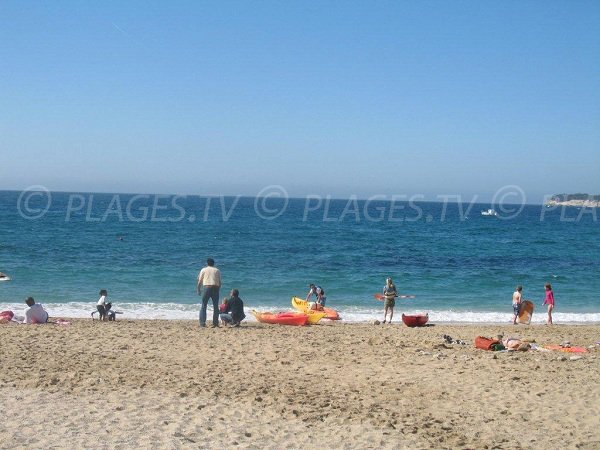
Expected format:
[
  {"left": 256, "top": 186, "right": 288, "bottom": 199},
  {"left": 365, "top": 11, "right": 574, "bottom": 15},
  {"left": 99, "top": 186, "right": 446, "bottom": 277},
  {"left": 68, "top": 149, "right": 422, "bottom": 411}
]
[{"left": 1, "top": 190, "right": 599, "bottom": 322}]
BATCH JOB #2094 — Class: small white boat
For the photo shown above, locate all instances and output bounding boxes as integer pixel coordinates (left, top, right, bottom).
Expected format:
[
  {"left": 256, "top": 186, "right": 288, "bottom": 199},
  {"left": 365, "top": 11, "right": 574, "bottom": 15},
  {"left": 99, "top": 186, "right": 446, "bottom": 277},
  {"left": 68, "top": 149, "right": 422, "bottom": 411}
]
[{"left": 481, "top": 209, "right": 497, "bottom": 216}]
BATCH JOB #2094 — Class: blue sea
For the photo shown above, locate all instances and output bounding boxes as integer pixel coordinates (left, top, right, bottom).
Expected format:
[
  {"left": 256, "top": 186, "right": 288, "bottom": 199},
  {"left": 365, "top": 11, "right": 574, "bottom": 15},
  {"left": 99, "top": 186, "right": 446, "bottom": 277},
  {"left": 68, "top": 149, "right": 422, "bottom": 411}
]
[{"left": 1, "top": 190, "right": 599, "bottom": 323}]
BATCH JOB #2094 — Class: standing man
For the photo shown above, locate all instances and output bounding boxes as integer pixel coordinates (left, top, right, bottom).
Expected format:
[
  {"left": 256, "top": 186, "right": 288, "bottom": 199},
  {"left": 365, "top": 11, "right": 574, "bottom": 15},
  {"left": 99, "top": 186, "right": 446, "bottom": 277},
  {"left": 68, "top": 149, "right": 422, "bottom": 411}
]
[
  {"left": 512, "top": 285, "right": 523, "bottom": 324},
  {"left": 197, "top": 258, "right": 221, "bottom": 328}
]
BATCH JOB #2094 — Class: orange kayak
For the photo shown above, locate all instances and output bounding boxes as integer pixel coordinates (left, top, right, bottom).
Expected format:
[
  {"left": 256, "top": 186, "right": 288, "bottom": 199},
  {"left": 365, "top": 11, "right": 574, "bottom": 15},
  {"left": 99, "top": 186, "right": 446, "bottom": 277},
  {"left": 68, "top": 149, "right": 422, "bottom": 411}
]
[{"left": 252, "top": 310, "right": 309, "bottom": 326}]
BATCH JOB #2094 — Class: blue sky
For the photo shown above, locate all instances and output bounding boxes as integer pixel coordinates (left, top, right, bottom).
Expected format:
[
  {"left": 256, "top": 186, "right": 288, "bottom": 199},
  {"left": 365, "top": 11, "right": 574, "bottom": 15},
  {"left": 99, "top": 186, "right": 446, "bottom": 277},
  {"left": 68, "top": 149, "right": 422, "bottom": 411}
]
[{"left": 1, "top": 1, "right": 599, "bottom": 200}]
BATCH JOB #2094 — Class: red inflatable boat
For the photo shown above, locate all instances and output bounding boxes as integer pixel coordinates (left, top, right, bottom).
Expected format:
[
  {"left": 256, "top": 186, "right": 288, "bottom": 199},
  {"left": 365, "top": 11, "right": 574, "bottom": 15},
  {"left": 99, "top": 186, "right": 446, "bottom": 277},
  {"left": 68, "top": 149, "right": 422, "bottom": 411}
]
[{"left": 401, "top": 313, "right": 429, "bottom": 327}]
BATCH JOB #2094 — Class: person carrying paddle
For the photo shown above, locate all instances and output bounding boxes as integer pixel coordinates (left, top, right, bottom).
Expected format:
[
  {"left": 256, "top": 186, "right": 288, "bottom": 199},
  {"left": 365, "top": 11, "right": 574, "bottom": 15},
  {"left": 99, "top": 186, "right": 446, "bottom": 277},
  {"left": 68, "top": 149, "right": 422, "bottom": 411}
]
[{"left": 382, "top": 277, "right": 397, "bottom": 323}]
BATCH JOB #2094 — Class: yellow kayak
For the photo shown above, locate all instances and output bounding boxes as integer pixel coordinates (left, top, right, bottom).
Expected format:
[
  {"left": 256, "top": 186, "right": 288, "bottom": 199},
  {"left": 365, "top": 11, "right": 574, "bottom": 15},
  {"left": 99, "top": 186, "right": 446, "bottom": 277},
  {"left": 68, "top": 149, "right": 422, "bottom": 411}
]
[
  {"left": 291, "top": 297, "right": 340, "bottom": 320},
  {"left": 306, "top": 310, "right": 326, "bottom": 324},
  {"left": 289, "top": 299, "right": 326, "bottom": 324}
]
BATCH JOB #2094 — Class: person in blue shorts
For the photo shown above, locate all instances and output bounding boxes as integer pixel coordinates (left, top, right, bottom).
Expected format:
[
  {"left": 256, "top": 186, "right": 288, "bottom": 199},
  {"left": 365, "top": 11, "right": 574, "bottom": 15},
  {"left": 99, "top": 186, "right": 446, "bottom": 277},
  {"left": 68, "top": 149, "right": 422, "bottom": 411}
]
[
  {"left": 512, "top": 285, "right": 523, "bottom": 324},
  {"left": 306, "top": 284, "right": 327, "bottom": 309}
]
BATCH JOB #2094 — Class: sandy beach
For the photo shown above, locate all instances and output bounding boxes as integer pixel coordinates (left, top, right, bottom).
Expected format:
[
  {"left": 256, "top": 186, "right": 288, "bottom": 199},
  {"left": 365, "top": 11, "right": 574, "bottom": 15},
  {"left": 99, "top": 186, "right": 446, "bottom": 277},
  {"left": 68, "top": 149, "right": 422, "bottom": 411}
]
[{"left": 1, "top": 319, "right": 599, "bottom": 449}]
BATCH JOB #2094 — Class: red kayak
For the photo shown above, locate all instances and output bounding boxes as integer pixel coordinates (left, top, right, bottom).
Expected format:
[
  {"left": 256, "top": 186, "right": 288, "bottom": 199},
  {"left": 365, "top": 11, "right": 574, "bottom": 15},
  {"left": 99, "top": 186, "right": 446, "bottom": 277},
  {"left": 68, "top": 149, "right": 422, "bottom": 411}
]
[
  {"left": 252, "top": 310, "right": 309, "bottom": 326},
  {"left": 402, "top": 313, "right": 429, "bottom": 327}
]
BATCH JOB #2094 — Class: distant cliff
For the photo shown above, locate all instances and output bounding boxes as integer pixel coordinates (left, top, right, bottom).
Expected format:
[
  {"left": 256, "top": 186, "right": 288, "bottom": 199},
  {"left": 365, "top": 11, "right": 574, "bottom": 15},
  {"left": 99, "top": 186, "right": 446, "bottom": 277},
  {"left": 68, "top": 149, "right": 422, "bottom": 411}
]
[{"left": 545, "top": 194, "right": 600, "bottom": 207}]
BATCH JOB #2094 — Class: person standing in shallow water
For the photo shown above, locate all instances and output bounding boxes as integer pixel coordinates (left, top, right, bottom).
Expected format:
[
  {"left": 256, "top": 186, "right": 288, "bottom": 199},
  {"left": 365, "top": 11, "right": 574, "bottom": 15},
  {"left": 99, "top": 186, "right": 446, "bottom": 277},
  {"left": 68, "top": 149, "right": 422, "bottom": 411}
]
[
  {"left": 197, "top": 258, "right": 221, "bottom": 328},
  {"left": 382, "top": 277, "right": 397, "bottom": 323},
  {"left": 543, "top": 283, "right": 555, "bottom": 325},
  {"left": 512, "top": 285, "right": 523, "bottom": 324}
]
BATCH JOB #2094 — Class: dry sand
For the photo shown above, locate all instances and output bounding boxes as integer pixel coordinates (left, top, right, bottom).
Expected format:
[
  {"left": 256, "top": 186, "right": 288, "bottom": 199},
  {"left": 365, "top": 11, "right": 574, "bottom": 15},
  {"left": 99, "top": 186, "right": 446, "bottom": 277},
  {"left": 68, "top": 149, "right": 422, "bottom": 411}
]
[{"left": 1, "top": 319, "right": 599, "bottom": 449}]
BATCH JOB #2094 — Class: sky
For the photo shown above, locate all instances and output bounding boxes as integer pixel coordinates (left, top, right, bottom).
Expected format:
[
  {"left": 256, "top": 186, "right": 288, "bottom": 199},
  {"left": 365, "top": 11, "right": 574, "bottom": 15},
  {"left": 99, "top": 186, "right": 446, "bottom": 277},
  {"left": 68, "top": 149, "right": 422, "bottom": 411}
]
[{"left": 1, "top": 1, "right": 599, "bottom": 201}]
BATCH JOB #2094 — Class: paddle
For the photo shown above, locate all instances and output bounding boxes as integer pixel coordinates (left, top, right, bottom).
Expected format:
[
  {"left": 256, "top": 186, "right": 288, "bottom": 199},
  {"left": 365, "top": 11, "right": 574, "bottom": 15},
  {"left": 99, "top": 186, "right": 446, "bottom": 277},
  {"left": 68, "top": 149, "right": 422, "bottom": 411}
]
[{"left": 373, "top": 293, "right": 416, "bottom": 301}]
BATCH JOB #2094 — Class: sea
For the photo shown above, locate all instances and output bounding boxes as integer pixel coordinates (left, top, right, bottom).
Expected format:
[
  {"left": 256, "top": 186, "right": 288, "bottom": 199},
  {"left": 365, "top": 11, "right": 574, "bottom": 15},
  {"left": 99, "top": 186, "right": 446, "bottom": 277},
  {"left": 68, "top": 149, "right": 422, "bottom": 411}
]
[{"left": 1, "top": 190, "right": 599, "bottom": 323}]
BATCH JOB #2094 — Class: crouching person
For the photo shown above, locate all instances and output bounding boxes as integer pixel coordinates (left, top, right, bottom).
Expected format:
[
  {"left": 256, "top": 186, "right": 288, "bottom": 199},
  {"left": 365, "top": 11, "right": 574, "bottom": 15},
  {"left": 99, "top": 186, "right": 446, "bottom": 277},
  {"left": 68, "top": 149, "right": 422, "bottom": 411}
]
[{"left": 219, "top": 289, "right": 245, "bottom": 327}]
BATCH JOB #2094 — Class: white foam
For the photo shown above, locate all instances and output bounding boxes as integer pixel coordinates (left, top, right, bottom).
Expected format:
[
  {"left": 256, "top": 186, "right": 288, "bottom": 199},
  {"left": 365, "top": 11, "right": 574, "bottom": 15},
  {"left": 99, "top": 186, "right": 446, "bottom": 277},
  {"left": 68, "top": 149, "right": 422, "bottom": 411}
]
[{"left": 1, "top": 302, "right": 599, "bottom": 324}]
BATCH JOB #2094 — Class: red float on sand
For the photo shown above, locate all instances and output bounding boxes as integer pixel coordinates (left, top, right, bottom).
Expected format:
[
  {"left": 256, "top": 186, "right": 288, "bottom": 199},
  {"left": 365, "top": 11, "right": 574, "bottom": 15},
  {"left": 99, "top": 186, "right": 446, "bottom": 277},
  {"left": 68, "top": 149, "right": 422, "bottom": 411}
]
[
  {"left": 0, "top": 310, "right": 14, "bottom": 322},
  {"left": 401, "top": 313, "right": 429, "bottom": 327}
]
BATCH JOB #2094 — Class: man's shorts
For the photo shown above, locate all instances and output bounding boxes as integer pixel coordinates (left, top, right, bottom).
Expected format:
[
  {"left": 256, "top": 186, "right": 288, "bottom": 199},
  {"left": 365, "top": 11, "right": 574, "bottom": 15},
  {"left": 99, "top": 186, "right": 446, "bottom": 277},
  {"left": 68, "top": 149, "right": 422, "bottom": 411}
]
[{"left": 513, "top": 304, "right": 521, "bottom": 315}]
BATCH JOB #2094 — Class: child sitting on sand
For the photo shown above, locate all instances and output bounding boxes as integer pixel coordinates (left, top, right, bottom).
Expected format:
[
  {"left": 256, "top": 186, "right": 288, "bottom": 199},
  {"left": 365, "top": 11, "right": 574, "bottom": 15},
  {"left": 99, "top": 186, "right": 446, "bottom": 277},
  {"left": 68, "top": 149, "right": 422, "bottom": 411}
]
[
  {"left": 219, "top": 289, "right": 245, "bottom": 327},
  {"left": 219, "top": 297, "right": 229, "bottom": 326}
]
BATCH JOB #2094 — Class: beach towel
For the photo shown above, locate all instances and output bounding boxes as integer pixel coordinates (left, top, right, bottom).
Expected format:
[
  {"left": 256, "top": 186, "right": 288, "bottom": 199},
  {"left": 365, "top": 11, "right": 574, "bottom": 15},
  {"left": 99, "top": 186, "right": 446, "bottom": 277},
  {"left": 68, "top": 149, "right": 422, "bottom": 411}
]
[{"left": 544, "top": 345, "right": 588, "bottom": 353}]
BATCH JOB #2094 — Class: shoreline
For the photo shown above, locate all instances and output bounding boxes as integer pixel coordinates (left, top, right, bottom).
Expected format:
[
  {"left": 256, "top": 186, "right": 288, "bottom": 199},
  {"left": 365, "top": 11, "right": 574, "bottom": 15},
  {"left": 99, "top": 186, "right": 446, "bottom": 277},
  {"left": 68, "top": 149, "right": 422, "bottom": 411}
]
[
  {"left": 2, "top": 301, "right": 600, "bottom": 324},
  {"left": 3, "top": 307, "right": 600, "bottom": 325},
  {"left": 8, "top": 317, "right": 600, "bottom": 326}
]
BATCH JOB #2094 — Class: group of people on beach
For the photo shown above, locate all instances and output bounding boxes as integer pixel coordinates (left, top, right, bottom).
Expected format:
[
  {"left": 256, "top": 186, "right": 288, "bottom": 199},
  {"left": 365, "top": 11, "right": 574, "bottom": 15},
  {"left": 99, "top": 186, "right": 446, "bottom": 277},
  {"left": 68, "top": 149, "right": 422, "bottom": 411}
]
[
  {"left": 197, "top": 258, "right": 246, "bottom": 328},
  {"left": 196, "top": 258, "right": 330, "bottom": 328},
  {"left": 3, "top": 259, "right": 558, "bottom": 326},
  {"left": 195, "top": 257, "right": 403, "bottom": 326},
  {"left": 512, "top": 284, "right": 555, "bottom": 325}
]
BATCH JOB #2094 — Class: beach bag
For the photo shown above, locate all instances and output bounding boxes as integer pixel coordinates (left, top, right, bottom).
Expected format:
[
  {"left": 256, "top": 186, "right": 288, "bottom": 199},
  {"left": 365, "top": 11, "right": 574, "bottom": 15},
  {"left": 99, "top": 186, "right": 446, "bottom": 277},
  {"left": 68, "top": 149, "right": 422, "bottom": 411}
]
[{"left": 475, "top": 336, "right": 499, "bottom": 351}]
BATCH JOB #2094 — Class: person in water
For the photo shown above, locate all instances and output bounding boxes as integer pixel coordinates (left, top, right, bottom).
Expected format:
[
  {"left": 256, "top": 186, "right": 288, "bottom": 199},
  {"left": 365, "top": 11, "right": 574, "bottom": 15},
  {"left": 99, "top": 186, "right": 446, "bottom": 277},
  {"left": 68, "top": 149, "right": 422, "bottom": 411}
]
[
  {"left": 543, "top": 283, "right": 555, "bottom": 325},
  {"left": 306, "top": 284, "right": 326, "bottom": 309},
  {"left": 382, "top": 277, "right": 397, "bottom": 323},
  {"left": 219, "top": 289, "right": 246, "bottom": 327},
  {"left": 23, "top": 297, "right": 49, "bottom": 324},
  {"left": 512, "top": 285, "right": 523, "bottom": 324}
]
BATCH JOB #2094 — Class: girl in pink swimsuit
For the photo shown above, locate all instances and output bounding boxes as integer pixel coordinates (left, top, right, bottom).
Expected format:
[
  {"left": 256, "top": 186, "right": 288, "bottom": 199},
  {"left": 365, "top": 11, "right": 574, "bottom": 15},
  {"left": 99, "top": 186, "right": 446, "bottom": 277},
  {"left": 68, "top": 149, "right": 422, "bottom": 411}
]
[{"left": 543, "top": 283, "right": 555, "bottom": 325}]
